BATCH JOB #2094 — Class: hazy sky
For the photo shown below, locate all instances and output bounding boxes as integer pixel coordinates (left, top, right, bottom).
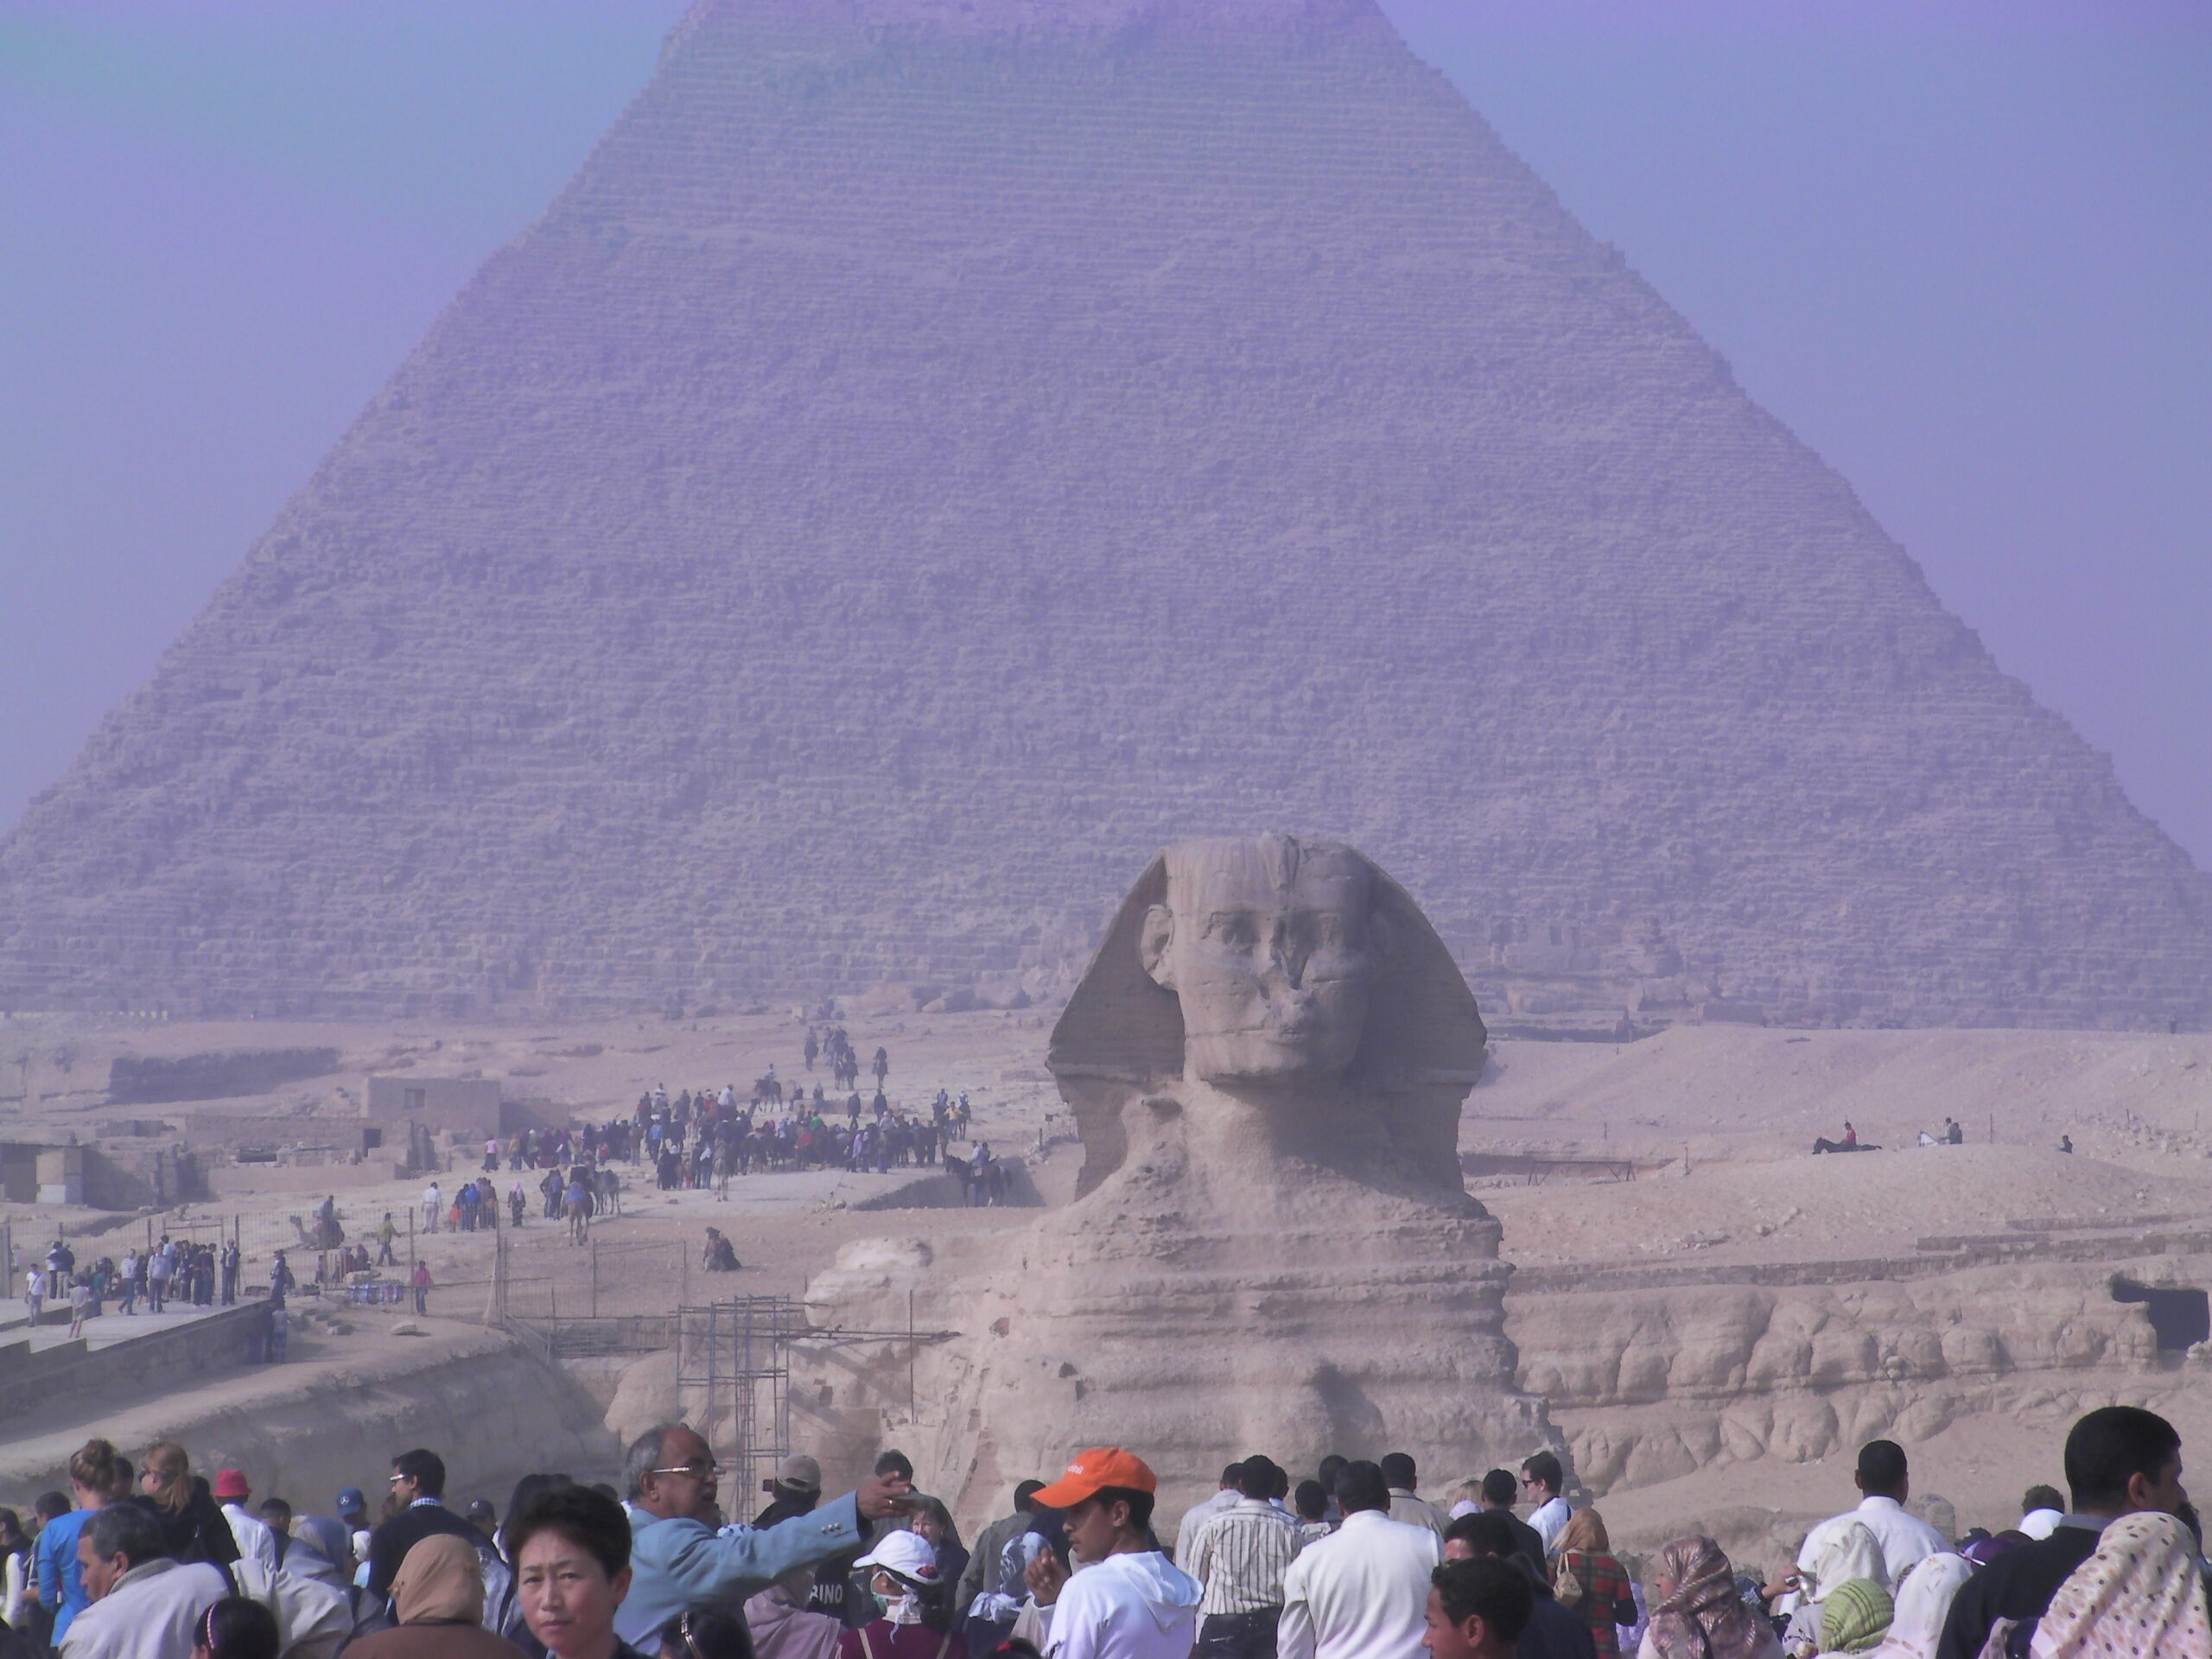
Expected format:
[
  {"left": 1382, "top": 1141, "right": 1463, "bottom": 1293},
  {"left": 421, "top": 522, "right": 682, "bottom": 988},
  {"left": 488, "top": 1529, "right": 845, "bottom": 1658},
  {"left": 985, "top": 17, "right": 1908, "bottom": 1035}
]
[{"left": 4, "top": 1, "right": 2206, "bottom": 865}]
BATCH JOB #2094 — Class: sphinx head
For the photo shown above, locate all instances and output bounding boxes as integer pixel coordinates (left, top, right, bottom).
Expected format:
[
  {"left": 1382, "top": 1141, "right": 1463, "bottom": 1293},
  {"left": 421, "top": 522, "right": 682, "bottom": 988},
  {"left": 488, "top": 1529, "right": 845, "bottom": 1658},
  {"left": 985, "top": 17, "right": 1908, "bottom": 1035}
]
[{"left": 1137, "top": 835, "right": 1384, "bottom": 1088}]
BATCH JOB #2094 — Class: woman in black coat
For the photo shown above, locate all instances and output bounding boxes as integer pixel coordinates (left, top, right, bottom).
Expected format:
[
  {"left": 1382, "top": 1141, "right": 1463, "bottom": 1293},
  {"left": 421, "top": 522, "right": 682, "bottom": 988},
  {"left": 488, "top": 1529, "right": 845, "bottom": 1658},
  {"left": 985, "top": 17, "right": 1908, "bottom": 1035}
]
[{"left": 130, "top": 1440, "right": 239, "bottom": 1567}]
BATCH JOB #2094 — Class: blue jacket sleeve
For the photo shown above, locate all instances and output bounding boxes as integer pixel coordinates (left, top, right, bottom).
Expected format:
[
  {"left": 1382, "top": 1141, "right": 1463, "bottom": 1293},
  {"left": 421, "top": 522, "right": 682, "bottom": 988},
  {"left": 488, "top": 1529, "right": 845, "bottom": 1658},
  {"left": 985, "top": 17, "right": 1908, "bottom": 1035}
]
[{"left": 619, "top": 1495, "right": 866, "bottom": 1644}]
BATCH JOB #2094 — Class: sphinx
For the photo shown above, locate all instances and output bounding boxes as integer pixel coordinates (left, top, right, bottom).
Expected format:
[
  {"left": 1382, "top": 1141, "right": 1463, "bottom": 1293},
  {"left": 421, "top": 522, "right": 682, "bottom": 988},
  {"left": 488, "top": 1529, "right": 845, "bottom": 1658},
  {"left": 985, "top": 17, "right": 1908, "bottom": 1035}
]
[{"left": 791, "top": 836, "right": 1555, "bottom": 1526}]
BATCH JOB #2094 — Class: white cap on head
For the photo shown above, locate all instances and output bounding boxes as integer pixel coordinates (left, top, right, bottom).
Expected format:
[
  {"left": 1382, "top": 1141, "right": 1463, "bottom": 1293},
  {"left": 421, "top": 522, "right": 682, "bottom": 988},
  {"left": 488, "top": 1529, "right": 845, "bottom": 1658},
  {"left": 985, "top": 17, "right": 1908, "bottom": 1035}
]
[{"left": 854, "top": 1528, "right": 940, "bottom": 1583}]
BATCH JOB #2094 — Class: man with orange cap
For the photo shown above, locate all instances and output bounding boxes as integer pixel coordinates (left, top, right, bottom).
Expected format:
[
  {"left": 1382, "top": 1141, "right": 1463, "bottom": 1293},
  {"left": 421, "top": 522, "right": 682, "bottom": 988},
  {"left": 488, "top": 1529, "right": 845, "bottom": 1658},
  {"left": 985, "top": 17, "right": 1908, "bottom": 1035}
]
[{"left": 1023, "top": 1448, "right": 1202, "bottom": 1659}]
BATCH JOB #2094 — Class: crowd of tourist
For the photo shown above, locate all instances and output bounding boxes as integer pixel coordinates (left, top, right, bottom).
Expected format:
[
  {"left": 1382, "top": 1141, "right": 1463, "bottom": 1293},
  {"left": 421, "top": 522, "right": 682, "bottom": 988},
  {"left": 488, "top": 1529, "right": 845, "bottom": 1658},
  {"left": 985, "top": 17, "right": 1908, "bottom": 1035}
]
[{"left": 0, "top": 1403, "right": 2196, "bottom": 1659}]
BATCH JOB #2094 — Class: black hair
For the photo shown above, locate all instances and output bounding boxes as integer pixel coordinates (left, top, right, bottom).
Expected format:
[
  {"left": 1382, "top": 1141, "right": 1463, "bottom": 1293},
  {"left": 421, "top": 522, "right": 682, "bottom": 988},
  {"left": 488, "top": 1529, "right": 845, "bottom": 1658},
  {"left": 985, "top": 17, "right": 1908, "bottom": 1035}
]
[
  {"left": 1317, "top": 1454, "right": 1347, "bottom": 1493},
  {"left": 200, "top": 1596, "right": 281, "bottom": 1659},
  {"left": 2067, "top": 1406, "right": 2182, "bottom": 1512},
  {"left": 508, "top": 1484, "right": 632, "bottom": 1581},
  {"left": 1480, "top": 1470, "right": 1516, "bottom": 1508},
  {"left": 660, "top": 1606, "right": 755, "bottom": 1659},
  {"left": 257, "top": 1497, "right": 292, "bottom": 1523},
  {"left": 86, "top": 1503, "right": 166, "bottom": 1567},
  {"left": 1432, "top": 1555, "right": 1535, "bottom": 1643},
  {"left": 32, "top": 1492, "right": 68, "bottom": 1523},
  {"left": 1380, "top": 1452, "right": 1418, "bottom": 1490},
  {"left": 1238, "top": 1457, "right": 1283, "bottom": 1501},
  {"left": 1294, "top": 1479, "right": 1328, "bottom": 1522},
  {"left": 874, "top": 1450, "right": 914, "bottom": 1482},
  {"left": 1014, "top": 1479, "right": 1046, "bottom": 1513},
  {"left": 1445, "top": 1510, "right": 1522, "bottom": 1563},
  {"left": 1856, "top": 1440, "right": 1908, "bottom": 1498},
  {"left": 1520, "top": 1452, "right": 1562, "bottom": 1497},
  {"left": 1220, "top": 1462, "right": 1245, "bottom": 1487},
  {"left": 2021, "top": 1484, "right": 2065, "bottom": 1515},
  {"left": 1090, "top": 1484, "right": 1156, "bottom": 1534},
  {"left": 1335, "top": 1460, "right": 1390, "bottom": 1516},
  {"left": 392, "top": 1449, "right": 447, "bottom": 1498}
]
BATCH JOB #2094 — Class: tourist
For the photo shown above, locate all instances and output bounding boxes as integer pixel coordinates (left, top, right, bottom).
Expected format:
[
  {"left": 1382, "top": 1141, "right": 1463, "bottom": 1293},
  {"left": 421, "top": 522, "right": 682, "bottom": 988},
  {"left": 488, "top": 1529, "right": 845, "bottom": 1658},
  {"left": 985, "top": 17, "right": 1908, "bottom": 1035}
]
[
  {"left": 1814, "top": 1579, "right": 1893, "bottom": 1656},
  {"left": 116, "top": 1251, "right": 138, "bottom": 1316},
  {"left": 62, "top": 1502, "right": 230, "bottom": 1659},
  {"left": 1939, "top": 1405, "right": 2190, "bottom": 1659},
  {"left": 1549, "top": 1509, "right": 1634, "bottom": 1659},
  {"left": 67, "top": 1274, "right": 93, "bottom": 1340},
  {"left": 366, "top": 1450, "right": 485, "bottom": 1604},
  {"left": 1289, "top": 1484, "right": 1332, "bottom": 1551},
  {"left": 22, "top": 1262, "right": 43, "bottom": 1327},
  {"left": 509, "top": 1484, "right": 649, "bottom": 1659},
  {"left": 1521, "top": 1455, "right": 1571, "bottom": 1554},
  {"left": 1382, "top": 1455, "right": 1447, "bottom": 1542},
  {"left": 2026, "top": 1508, "right": 2212, "bottom": 1656},
  {"left": 193, "top": 1596, "right": 283, "bottom": 1659},
  {"left": 955, "top": 1480, "right": 1045, "bottom": 1656},
  {"left": 219, "top": 1240, "right": 240, "bottom": 1306},
  {"left": 1441, "top": 1511, "right": 1592, "bottom": 1659},
  {"left": 147, "top": 1241, "right": 174, "bottom": 1314},
  {"left": 423, "top": 1182, "right": 443, "bottom": 1235},
  {"left": 1863, "top": 1554, "right": 1973, "bottom": 1659},
  {"left": 130, "top": 1442, "right": 239, "bottom": 1567},
  {"left": 1180, "top": 1465, "right": 1247, "bottom": 1544},
  {"left": 0, "top": 1508, "right": 28, "bottom": 1634},
  {"left": 1181, "top": 1454, "right": 1302, "bottom": 1658},
  {"left": 1469, "top": 1471, "right": 1544, "bottom": 1583},
  {"left": 747, "top": 1569, "right": 842, "bottom": 1659},
  {"left": 1422, "top": 1555, "right": 1535, "bottom": 1659},
  {"left": 907, "top": 1497, "right": 968, "bottom": 1598},
  {"left": 614, "top": 1424, "right": 911, "bottom": 1646},
  {"left": 839, "top": 1528, "right": 963, "bottom": 1657},
  {"left": 1018, "top": 1446, "right": 1199, "bottom": 1659},
  {"left": 1795, "top": 1443, "right": 1944, "bottom": 1596},
  {"left": 36, "top": 1440, "right": 113, "bottom": 1646},
  {"left": 1783, "top": 1524, "right": 1885, "bottom": 1654},
  {"left": 413, "top": 1262, "right": 434, "bottom": 1316},
  {"left": 1641, "top": 1536, "right": 1781, "bottom": 1659},
  {"left": 211, "top": 1470, "right": 279, "bottom": 1574},
  {"left": 1278, "top": 1459, "right": 1437, "bottom": 1659},
  {"left": 345, "top": 1533, "right": 522, "bottom": 1659},
  {"left": 2017, "top": 1486, "right": 2064, "bottom": 1542}
]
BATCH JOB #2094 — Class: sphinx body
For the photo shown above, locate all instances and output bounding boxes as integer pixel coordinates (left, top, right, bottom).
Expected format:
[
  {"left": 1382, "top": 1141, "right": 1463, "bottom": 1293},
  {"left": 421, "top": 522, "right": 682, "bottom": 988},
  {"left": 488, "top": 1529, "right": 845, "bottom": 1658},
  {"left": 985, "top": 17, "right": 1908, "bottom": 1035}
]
[{"left": 792, "top": 836, "right": 1554, "bottom": 1523}]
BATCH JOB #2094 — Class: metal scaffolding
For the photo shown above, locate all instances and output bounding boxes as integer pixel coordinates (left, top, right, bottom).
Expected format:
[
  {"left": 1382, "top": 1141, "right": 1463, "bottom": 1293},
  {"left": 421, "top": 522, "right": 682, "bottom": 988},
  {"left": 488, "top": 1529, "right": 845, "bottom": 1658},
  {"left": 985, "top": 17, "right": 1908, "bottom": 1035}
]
[{"left": 675, "top": 1296, "right": 805, "bottom": 1498}]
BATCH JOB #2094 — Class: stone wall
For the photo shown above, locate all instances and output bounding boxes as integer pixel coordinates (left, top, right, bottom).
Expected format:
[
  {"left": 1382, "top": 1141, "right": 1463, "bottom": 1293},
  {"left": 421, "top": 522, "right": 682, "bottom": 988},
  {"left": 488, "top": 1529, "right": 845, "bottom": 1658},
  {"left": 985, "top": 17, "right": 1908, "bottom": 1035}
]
[{"left": 0, "top": 1301, "right": 270, "bottom": 1423}]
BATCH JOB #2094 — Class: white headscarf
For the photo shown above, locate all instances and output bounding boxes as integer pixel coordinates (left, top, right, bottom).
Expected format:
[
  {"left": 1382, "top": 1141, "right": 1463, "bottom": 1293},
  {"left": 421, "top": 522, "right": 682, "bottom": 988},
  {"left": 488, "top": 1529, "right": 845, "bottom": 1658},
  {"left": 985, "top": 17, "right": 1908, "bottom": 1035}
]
[
  {"left": 1866, "top": 1552, "right": 1974, "bottom": 1659},
  {"left": 1811, "top": 1522, "right": 1890, "bottom": 1601},
  {"left": 2029, "top": 1511, "right": 2212, "bottom": 1659}
]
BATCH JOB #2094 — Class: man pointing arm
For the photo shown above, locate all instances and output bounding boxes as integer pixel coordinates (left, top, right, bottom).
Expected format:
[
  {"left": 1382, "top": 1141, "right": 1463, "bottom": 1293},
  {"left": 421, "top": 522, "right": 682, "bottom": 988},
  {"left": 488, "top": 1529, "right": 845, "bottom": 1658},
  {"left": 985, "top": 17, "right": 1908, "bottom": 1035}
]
[{"left": 613, "top": 1424, "right": 912, "bottom": 1645}]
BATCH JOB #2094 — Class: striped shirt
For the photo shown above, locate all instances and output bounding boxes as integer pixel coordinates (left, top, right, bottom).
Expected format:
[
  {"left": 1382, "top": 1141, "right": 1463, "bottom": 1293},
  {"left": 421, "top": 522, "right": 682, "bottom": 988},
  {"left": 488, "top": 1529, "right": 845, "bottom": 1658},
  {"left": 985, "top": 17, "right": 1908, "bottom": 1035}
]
[{"left": 1181, "top": 1498, "right": 1305, "bottom": 1616}]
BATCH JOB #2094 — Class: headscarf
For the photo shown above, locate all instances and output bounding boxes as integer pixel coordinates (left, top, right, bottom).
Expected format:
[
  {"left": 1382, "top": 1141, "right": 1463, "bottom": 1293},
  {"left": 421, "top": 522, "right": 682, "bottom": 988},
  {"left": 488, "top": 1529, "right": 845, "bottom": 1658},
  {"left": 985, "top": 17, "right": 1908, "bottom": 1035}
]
[
  {"left": 1818, "top": 1579, "right": 1893, "bottom": 1654},
  {"left": 1810, "top": 1522, "right": 1888, "bottom": 1600},
  {"left": 392, "top": 1534, "right": 485, "bottom": 1624},
  {"left": 2028, "top": 1510, "right": 2212, "bottom": 1659},
  {"left": 1866, "top": 1553, "right": 1974, "bottom": 1659},
  {"left": 1560, "top": 1507, "right": 1611, "bottom": 1556},
  {"left": 1644, "top": 1535, "right": 1782, "bottom": 1659}
]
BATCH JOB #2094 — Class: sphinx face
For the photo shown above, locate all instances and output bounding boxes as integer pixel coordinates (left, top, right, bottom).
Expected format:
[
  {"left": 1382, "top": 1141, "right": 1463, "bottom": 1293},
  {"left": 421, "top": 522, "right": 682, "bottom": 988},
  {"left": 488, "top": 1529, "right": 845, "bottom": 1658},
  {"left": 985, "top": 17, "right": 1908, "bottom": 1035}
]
[{"left": 1144, "top": 837, "right": 1374, "bottom": 1087}]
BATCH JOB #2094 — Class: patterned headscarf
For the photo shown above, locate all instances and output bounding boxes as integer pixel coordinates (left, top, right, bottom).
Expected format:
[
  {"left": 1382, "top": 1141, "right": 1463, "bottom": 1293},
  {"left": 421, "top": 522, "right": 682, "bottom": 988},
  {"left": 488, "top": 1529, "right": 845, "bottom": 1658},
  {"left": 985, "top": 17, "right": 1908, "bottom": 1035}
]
[
  {"left": 1818, "top": 1578, "right": 1893, "bottom": 1653},
  {"left": 1559, "top": 1507, "right": 1611, "bottom": 1555},
  {"left": 1866, "top": 1553, "right": 1975, "bottom": 1659},
  {"left": 1643, "top": 1535, "right": 1782, "bottom": 1659},
  {"left": 2028, "top": 1510, "right": 2212, "bottom": 1659}
]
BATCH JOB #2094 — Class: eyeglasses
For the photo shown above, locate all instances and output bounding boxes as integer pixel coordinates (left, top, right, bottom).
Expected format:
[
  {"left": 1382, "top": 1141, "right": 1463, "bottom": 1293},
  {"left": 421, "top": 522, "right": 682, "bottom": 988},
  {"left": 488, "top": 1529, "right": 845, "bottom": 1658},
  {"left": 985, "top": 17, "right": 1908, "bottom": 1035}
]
[{"left": 651, "top": 1462, "right": 724, "bottom": 1481}]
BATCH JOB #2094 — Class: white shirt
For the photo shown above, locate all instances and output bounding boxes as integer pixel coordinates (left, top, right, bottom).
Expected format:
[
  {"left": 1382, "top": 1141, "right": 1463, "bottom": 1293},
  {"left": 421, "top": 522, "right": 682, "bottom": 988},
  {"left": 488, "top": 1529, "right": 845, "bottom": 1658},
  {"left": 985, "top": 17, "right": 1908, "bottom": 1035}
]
[
  {"left": 1175, "top": 1488, "right": 1243, "bottom": 1545},
  {"left": 1795, "top": 1495, "right": 1947, "bottom": 1592},
  {"left": 60, "top": 1559, "right": 228, "bottom": 1659},
  {"left": 1529, "top": 1495, "right": 1572, "bottom": 1552},
  {"left": 222, "top": 1501, "right": 282, "bottom": 1575},
  {"left": 1278, "top": 1508, "right": 1440, "bottom": 1659},
  {"left": 1043, "top": 1549, "right": 1201, "bottom": 1659}
]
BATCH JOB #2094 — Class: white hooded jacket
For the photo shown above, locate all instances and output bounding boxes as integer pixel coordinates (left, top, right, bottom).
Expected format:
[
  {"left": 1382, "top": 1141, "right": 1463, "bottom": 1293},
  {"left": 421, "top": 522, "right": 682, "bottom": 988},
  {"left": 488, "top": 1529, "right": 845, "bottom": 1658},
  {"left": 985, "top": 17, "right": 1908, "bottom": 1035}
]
[{"left": 1044, "top": 1549, "right": 1202, "bottom": 1659}]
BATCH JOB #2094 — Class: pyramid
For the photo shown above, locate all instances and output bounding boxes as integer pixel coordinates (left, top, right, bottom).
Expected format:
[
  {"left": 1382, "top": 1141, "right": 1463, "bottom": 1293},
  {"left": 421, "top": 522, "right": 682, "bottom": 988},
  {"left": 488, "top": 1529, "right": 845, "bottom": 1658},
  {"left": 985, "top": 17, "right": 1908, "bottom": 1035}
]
[{"left": 4, "top": 0, "right": 2209, "bottom": 1027}]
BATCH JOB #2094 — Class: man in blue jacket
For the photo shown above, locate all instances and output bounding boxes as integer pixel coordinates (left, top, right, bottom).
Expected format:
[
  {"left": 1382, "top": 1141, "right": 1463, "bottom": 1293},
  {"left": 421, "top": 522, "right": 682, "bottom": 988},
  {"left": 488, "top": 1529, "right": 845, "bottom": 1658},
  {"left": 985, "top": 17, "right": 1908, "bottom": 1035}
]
[{"left": 613, "top": 1424, "right": 912, "bottom": 1646}]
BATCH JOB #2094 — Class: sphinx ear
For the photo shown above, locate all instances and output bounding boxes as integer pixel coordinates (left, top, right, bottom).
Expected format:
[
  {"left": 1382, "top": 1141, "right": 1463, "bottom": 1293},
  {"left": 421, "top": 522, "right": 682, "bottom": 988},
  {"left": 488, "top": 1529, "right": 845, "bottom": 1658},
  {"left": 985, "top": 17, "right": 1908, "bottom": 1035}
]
[{"left": 1139, "top": 904, "right": 1176, "bottom": 990}]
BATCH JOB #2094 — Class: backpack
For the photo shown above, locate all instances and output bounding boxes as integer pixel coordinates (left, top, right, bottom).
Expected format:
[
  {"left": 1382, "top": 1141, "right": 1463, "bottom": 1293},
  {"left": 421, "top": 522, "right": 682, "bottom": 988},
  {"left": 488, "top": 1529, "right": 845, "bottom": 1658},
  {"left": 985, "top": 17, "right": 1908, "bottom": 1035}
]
[{"left": 1553, "top": 1551, "right": 1586, "bottom": 1609}]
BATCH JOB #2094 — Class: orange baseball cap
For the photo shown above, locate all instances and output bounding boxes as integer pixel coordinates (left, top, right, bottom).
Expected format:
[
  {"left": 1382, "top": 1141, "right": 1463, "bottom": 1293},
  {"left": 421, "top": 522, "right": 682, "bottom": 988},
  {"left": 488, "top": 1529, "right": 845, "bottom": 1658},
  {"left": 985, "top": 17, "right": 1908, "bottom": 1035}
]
[{"left": 1031, "top": 1448, "right": 1158, "bottom": 1510}]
